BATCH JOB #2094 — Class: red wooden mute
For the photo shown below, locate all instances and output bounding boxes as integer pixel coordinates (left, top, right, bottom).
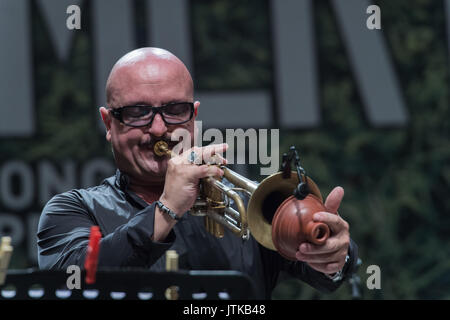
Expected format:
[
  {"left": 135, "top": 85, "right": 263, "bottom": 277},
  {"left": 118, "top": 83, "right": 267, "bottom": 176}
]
[{"left": 271, "top": 194, "right": 331, "bottom": 261}]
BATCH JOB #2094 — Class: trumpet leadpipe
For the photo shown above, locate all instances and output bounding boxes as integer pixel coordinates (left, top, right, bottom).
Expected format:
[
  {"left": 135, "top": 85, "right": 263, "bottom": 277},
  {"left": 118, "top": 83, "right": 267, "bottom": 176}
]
[{"left": 222, "top": 167, "right": 258, "bottom": 194}]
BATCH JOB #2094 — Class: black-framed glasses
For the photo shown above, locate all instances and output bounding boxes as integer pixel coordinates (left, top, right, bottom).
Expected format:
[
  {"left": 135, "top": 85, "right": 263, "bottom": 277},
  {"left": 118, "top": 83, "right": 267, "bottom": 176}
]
[{"left": 108, "top": 102, "right": 194, "bottom": 127}]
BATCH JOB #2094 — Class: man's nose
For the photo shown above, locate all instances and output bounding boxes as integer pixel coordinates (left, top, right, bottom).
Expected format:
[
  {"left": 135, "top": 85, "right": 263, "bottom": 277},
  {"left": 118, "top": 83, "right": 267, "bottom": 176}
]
[{"left": 148, "top": 113, "right": 168, "bottom": 137}]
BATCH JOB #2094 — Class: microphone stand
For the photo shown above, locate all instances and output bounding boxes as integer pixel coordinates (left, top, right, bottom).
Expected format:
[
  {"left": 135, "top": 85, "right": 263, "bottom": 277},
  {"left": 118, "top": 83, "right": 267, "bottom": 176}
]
[
  {"left": 281, "top": 146, "right": 309, "bottom": 200},
  {"left": 348, "top": 258, "right": 363, "bottom": 299}
]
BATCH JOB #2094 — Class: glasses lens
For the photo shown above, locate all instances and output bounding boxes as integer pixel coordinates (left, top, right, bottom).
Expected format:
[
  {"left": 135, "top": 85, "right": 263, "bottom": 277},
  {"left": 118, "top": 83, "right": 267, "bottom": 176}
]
[
  {"left": 122, "top": 106, "right": 152, "bottom": 126},
  {"left": 162, "top": 103, "right": 193, "bottom": 124},
  {"left": 117, "top": 103, "right": 193, "bottom": 126}
]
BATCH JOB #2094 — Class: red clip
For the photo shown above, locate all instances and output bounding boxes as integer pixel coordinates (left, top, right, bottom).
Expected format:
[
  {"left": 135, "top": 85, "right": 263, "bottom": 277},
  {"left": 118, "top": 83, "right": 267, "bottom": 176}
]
[{"left": 84, "top": 226, "right": 101, "bottom": 285}]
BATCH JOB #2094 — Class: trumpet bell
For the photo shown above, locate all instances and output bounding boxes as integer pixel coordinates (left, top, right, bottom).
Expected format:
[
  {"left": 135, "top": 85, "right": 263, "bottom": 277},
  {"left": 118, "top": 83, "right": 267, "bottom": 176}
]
[{"left": 247, "top": 171, "right": 323, "bottom": 251}]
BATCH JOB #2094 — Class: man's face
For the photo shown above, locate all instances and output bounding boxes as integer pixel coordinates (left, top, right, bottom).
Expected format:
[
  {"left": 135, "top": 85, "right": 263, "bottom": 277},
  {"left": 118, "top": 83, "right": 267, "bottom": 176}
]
[{"left": 101, "top": 59, "right": 197, "bottom": 185}]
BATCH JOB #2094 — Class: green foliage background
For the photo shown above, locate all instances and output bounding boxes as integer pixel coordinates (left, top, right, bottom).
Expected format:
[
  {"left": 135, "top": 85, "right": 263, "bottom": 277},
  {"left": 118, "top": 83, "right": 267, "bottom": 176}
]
[
  {"left": 1, "top": 0, "right": 449, "bottom": 299},
  {"left": 194, "top": 0, "right": 450, "bottom": 300}
]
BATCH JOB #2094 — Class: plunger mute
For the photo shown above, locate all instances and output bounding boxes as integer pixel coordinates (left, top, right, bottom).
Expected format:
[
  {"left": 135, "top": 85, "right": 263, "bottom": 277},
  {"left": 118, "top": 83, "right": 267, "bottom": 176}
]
[{"left": 271, "top": 194, "right": 331, "bottom": 261}]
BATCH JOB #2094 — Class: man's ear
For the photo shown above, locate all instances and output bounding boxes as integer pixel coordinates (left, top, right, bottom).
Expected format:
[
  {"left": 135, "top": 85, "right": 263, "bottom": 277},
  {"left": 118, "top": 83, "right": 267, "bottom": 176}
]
[{"left": 99, "top": 107, "right": 112, "bottom": 142}]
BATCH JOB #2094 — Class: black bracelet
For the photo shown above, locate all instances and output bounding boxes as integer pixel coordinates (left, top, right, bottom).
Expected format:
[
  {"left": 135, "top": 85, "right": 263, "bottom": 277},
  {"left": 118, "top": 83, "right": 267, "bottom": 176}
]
[
  {"left": 325, "top": 254, "right": 350, "bottom": 282},
  {"left": 156, "top": 201, "right": 181, "bottom": 221}
]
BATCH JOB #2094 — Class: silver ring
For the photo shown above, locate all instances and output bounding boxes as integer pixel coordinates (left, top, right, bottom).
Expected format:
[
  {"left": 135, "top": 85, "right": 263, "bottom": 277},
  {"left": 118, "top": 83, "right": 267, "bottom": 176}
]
[
  {"left": 188, "top": 151, "right": 198, "bottom": 164},
  {"left": 206, "top": 154, "right": 220, "bottom": 165}
]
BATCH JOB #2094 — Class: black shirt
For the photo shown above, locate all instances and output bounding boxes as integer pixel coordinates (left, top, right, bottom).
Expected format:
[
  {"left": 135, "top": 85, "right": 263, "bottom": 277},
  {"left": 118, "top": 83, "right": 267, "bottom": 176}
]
[{"left": 37, "top": 170, "right": 358, "bottom": 299}]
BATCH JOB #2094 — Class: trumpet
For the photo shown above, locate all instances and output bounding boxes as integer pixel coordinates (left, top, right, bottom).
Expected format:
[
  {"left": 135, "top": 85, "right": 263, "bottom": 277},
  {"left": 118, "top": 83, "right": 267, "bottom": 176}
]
[{"left": 154, "top": 140, "right": 330, "bottom": 259}]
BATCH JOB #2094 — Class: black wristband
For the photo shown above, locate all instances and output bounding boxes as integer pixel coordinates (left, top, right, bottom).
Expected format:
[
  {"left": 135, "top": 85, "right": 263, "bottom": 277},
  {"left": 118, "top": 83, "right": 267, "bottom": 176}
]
[
  {"left": 156, "top": 201, "right": 181, "bottom": 221},
  {"left": 325, "top": 254, "right": 350, "bottom": 282}
]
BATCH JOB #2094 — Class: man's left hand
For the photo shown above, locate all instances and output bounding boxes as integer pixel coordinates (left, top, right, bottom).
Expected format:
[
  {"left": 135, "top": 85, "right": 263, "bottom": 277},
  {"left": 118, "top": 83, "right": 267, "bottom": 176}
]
[{"left": 295, "top": 186, "right": 350, "bottom": 275}]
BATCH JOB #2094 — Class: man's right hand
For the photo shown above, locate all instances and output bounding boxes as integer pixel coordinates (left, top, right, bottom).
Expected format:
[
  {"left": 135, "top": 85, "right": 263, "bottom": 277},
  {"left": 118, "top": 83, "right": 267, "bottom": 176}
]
[{"left": 158, "top": 143, "right": 228, "bottom": 219}]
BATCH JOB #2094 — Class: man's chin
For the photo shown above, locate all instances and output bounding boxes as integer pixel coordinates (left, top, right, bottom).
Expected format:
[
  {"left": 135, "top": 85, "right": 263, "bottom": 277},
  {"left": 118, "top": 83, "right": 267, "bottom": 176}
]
[
  {"left": 117, "top": 160, "right": 167, "bottom": 184},
  {"left": 145, "top": 156, "right": 169, "bottom": 176},
  {"left": 126, "top": 168, "right": 166, "bottom": 186},
  {"left": 137, "top": 147, "right": 167, "bottom": 170}
]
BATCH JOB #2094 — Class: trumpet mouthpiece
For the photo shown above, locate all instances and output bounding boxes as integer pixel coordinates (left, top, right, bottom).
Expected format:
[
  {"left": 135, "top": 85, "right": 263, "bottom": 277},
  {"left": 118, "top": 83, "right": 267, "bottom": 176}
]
[{"left": 154, "top": 141, "right": 170, "bottom": 157}]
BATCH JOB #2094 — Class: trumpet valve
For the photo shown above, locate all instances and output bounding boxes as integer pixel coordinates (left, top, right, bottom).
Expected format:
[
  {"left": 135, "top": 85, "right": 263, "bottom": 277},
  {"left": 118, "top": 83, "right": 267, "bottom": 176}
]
[{"left": 205, "top": 216, "right": 225, "bottom": 238}]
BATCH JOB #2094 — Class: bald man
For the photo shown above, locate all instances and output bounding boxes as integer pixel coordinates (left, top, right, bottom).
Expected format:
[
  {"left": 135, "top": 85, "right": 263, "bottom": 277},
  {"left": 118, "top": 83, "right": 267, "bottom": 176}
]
[{"left": 37, "top": 48, "right": 358, "bottom": 299}]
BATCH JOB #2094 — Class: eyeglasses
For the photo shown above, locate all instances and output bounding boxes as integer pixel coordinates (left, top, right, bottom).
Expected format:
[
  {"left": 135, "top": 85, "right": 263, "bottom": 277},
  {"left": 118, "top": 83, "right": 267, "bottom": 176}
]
[{"left": 108, "top": 102, "right": 194, "bottom": 127}]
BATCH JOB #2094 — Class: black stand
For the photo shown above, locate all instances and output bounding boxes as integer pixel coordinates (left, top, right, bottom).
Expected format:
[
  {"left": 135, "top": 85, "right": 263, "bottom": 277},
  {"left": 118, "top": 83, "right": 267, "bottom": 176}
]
[
  {"left": 281, "top": 146, "right": 309, "bottom": 200},
  {"left": 348, "top": 258, "right": 363, "bottom": 300},
  {"left": 0, "top": 268, "right": 257, "bottom": 300}
]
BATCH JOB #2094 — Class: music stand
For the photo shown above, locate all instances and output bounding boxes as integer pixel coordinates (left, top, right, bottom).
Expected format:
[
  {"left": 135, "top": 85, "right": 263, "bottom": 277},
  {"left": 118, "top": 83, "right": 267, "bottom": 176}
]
[{"left": 0, "top": 268, "right": 257, "bottom": 300}]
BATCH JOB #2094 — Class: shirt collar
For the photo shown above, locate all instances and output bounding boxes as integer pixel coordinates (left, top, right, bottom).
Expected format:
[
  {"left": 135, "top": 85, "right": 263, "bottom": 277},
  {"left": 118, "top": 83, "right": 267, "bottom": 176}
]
[{"left": 114, "top": 169, "right": 154, "bottom": 209}]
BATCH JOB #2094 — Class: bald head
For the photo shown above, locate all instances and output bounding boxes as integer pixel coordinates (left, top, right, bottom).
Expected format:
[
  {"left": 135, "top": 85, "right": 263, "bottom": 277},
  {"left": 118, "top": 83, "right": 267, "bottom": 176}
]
[{"left": 106, "top": 47, "right": 193, "bottom": 106}]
